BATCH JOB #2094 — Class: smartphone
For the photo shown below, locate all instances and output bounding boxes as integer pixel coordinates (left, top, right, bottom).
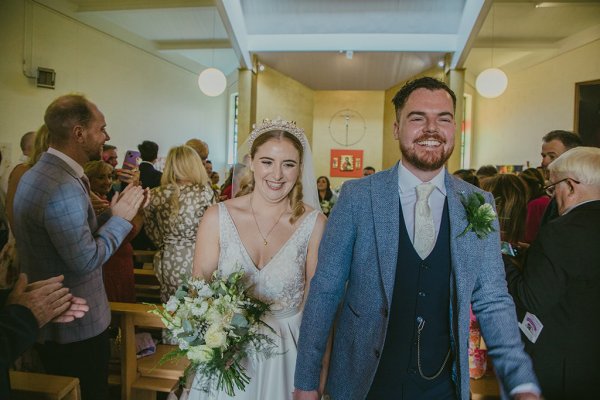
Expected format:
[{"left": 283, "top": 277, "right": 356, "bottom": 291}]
[
  {"left": 122, "top": 150, "right": 141, "bottom": 170},
  {"left": 501, "top": 241, "right": 517, "bottom": 257}
]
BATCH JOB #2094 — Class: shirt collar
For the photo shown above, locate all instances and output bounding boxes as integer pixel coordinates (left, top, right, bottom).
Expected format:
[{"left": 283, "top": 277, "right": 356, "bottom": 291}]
[
  {"left": 398, "top": 160, "right": 447, "bottom": 196},
  {"left": 47, "top": 147, "right": 84, "bottom": 178}
]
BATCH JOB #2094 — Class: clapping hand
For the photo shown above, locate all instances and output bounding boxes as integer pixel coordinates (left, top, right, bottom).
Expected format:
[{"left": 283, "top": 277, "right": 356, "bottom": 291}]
[
  {"left": 7, "top": 274, "right": 89, "bottom": 327},
  {"left": 111, "top": 184, "right": 150, "bottom": 221}
]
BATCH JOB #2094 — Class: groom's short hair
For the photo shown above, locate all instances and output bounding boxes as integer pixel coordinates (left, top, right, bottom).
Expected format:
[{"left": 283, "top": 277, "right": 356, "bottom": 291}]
[{"left": 392, "top": 77, "right": 457, "bottom": 119}]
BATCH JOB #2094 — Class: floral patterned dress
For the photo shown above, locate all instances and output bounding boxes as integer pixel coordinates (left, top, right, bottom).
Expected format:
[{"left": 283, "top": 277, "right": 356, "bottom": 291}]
[{"left": 144, "top": 183, "right": 215, "bottom": 302}]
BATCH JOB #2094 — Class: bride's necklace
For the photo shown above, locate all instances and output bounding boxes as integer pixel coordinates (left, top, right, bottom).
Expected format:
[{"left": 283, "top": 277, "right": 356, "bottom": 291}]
[{"left": 250, "top": 196, "right": 288, "bottom": 246}]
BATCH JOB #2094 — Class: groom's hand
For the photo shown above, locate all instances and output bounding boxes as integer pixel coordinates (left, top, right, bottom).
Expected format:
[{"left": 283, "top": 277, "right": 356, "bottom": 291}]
[{"left": 293, "top": 389, "right": 319, "bottom": 400}]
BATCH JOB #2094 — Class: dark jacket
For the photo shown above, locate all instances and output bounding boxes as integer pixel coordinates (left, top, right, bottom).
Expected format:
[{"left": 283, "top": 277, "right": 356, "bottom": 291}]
[
  {"left": 0, "top": 289, "right": 39, "bottom": 397},
  {"left": 506, "top": 200, "right": 600, "bottom": 399}
]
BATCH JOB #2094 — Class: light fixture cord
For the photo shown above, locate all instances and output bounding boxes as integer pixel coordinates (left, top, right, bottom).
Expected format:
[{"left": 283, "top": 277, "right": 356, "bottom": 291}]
[
  {"left": 491, "top": 5, "right": 495, "bottom": 67},
  {"left": 211, "top": 9, "right": 216, "bottom": 67}
]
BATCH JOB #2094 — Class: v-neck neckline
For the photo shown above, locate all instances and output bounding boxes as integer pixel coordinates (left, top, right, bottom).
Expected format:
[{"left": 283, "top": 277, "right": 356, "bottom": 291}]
[{"left": 221, "top": 204, "right": 316, "bottom": 271}]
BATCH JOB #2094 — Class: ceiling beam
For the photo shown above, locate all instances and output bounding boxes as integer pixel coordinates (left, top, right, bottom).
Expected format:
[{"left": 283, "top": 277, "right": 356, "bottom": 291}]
[
  {"left": 215, "top": 0, "right": 251, "bottom": 69},
  {"left": 451, "top": 0, "right": 491, "bottom": 69},
  {"left": 155, "top": 39, "right": 231, "bottom": 50},
  {"left": 247, "top": 34, "right": 457, "bottom": 53},
  {"left": 75, "top": 0, "right": 214, "bottom": 12}
]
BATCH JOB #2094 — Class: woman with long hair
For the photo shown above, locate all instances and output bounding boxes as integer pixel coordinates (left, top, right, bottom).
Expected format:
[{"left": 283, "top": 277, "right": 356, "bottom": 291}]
[
  {"left": 143, "top": 145, "right": 215, "bottom": 302},
  {"left": 190, "top": 119, "right": 327, "bottom": 399},
  {"left": 317, "top": 175, "right": 337, "bottom": 216}
]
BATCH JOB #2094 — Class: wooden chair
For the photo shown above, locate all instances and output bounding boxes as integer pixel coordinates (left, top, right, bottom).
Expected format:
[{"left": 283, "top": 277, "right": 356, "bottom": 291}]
[
  {"left": 110, "top": 302, "right": 189, "bottom": 400},
  {"left": 132, "top": 250, "right": 157, "bottom": 268},
  {"left": 10, "top": 370, "right": 81, "bottom": 400},
  {"left": 470, "top": 374, "right": 501, "bottom": 400}
]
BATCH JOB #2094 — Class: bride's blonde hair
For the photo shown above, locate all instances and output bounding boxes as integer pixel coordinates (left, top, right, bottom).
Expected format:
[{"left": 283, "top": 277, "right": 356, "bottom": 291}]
[{"left": 236, "top": 130, "right": 305, "bottom": 224}]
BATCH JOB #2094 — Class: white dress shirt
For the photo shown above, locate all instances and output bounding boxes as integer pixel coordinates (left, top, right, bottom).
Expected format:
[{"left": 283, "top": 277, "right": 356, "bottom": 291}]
[{"left": 47, "top": 147, "right": 84, "bottom": 178}]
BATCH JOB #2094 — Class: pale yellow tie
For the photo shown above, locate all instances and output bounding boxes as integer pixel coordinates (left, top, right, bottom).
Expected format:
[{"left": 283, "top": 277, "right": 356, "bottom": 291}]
[{"left": 414, "top": 182, "right": 436, "bottom": 259}]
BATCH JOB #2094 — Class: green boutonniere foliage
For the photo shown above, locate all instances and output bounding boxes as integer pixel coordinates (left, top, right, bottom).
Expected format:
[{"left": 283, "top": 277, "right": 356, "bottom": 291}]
[{"left": 458, "top": 192, "right": 496, "bottom": 239}]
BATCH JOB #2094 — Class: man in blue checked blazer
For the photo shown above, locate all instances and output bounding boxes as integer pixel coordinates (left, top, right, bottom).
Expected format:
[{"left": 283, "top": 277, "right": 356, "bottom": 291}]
[
  {"left": 294, "top": 78, "right": 540, "bottom": 400},
  {"left": 13, "top": 94, "right": 149, "bottom": 400}
]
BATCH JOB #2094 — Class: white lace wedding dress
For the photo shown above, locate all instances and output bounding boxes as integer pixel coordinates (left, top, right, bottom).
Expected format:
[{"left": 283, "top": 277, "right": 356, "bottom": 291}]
[{"left": 187, "top": 203, "right": 319, "bottom": 400}]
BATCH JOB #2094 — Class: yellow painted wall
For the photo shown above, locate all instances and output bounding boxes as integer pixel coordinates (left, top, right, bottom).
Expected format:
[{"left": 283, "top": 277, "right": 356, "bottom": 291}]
[
  {"left": 313, "top": 91, "right": 384, "bottom": 189},
  {"left": 383, "top": 67, "right": 445, "bottom": 170},
  {"left": 0, "top": 0, "right": 230, "bottom": 190},
  {"left": 255, "top": 66, "right": 314, "bottom": 145},
  {"left": 470, "top": 39, "right": 600, "bottom": 169}
]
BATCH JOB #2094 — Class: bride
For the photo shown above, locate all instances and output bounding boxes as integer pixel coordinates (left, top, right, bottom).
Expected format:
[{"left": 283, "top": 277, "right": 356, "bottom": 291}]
[{"left": 189, "top": 119, "right": 328, "bottom": 399}]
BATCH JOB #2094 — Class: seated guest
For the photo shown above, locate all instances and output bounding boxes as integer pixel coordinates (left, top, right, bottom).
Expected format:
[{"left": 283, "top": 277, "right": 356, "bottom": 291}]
[
  {"left": 452, "top": 168, "right": 480, "bottom": 187},
  {"left": 519, "top": 168, "right": 550, "bottom": 243},
  {"left": 84, "top": 161, "right": 141, "bottom": 303},
  {"left": 505, "top": 147, "right": 600, "bottom": 400},
  {"left": 143, "top": 145, "right": 215, "bottom": 302},
  {"left": 317, "top": 176, "right": 337, "bottom": 216}
]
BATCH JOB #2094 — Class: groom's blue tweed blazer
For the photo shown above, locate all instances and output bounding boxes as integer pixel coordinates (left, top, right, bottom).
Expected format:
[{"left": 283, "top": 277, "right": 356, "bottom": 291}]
[{"left": 295, "top": 163, "right": 538, "bottom": 400}]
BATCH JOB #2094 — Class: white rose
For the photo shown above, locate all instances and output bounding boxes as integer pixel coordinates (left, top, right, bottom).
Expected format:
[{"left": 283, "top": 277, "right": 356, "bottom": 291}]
[
  {"left": 165, "top": 297, "right": 179, "bottom": 312},
  {"left": 187, "top": 345, "right": 213, "bottom": 363},
  {"left": 204, "top": 325, "right": 227, "bottom": 349}
]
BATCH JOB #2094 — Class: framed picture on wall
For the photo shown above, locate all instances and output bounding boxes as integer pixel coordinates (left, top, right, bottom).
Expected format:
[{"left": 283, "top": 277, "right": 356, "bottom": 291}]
[
  {"left": 331, "top": 149, "right": 363, "bottom": 178},
  {"left": 575, "top": 79, "right": 600, "bottom": 147}
]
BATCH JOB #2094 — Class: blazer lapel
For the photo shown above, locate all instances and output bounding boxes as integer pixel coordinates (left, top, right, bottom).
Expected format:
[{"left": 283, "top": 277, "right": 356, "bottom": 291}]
[{"left": 372, "top": 163, "right": 400, "bottom": 307}]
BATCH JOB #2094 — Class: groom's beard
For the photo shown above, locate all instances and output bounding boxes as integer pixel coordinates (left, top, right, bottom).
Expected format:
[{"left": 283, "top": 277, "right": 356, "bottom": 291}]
[{"left": 401, "top": 134, "right": 454, "bottom": 171}]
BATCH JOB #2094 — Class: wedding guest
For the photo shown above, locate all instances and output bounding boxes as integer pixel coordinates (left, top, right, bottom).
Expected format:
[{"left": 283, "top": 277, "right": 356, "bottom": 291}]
[
  {"left": 204, "top": 159, "right": 213, "bottom": 175},
  {"left": 294, "top": 77, "right": 539, "bottom": 400},
  {"left": 363, "top": 166, "right": 376, "bottom": 176},
  {"left": 84, "top": 161, "right": 140, "bottom": 303},
  {"left": 219, "top": 167, "right": 234, "bottom": 201},
  {"left": 453, "top": 168, "right": 480, "bottom": 187},
  {"left": 480, "top": 174, "right": 529, "bottom": 248},
  {"left": 101, "top": 144, "right": 118, "bottom": 168},
  {"left": 137, "top": 140, "right": 162, "bottom": 189},
  {"left": 317, "top": 176, "right": 337, "bottom": 217},
  {"left": 192, "top": 119, "right": 326, "bottom": 399},
  {"left": 506, "top": 147, "right": 600, "bottom": 399},
  {"left": 144, "top": 145, "right": 214, "bottom": 303},
  {"left": 12, "top": 93, "right": 149, "bottom": 400},
  {"left": 539, "top": 130, "right": 582, "bottom": 225},
  {"left": 6, "top": 125, "right": 49, "bottom": 231},
  {"left": 0, "top": 273, "right": 88, "bottom": 397},
  {"left": 476, "top": 164, "right": 497, "bottom": 179},
  {"left": 18, "top": 131, "right": 35, "bottom": 162},
  {"left": 519, "top": 168, "right": 550, "bottom": 243}
]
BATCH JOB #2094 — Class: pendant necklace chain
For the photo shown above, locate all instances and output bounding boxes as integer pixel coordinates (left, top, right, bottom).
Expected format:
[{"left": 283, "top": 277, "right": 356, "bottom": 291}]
[{"left": 250, "top": 195, "right": 288, "bottom": 246}]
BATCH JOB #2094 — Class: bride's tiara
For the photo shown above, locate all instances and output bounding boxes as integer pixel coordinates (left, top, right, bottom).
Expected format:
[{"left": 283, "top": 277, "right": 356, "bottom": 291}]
[{"left": 248, "top": 118, "right": 307, "bottom": 150}]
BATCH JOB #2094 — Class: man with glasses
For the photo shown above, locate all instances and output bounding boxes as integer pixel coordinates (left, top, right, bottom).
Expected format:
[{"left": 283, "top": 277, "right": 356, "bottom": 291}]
[
  {"left": 539, "top": 130, "right": 582, "bottom": 225},
  {"left": 505, "top": 146, "right": 600, "bottom": 399}
]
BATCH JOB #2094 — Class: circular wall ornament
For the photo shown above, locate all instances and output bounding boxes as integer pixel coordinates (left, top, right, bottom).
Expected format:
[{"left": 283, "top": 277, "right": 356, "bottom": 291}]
[{"left": 329, "top": 109, "right": 367, "bottom": 146}]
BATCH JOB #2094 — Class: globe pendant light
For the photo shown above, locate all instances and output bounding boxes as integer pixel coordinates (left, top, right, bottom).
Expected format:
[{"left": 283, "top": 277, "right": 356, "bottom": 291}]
[
  {"left": 476, "top": 68, "right": 508, "bottom": 98},
  {"left": 198, "top": 67, "right": 226, "bottom": 97},
  {"left": 198, "top": 9, "right": 226, "bottom": 97},
  {"left": 476, "top": 5, "right": 508, "bottom": 98}
]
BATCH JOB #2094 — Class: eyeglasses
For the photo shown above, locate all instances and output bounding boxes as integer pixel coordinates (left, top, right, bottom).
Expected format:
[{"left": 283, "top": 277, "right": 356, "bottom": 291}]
[{"left": 543, "top": 177, "right": 580, "bottom": 195}]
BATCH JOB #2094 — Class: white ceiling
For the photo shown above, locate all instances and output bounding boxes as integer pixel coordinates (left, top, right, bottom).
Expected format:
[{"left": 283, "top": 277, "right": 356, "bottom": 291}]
[{"left": 37, "top": 0, "right": 600, "bottom": 90}]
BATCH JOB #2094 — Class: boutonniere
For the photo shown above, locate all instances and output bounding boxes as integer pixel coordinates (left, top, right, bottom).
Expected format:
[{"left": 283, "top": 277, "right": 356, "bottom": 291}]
[{"left": 458, "top": 192, "right": 496, "bottom": 239}]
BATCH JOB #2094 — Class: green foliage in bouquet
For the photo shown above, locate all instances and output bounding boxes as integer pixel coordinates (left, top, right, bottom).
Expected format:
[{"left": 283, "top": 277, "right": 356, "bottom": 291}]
[{"left": 148, "top": 270, "right": 276, "bottom": 396}]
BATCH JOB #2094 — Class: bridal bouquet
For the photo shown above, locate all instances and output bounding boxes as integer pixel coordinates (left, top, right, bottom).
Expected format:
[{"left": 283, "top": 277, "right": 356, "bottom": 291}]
[{"left": 149, "top": 270, "right": 276, "bottom": 396}]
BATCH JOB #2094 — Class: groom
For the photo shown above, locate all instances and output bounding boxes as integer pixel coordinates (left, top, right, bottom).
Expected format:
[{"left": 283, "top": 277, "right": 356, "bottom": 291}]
[{"left": 294, "top": 77, "right": 540, "bottom": 400}]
